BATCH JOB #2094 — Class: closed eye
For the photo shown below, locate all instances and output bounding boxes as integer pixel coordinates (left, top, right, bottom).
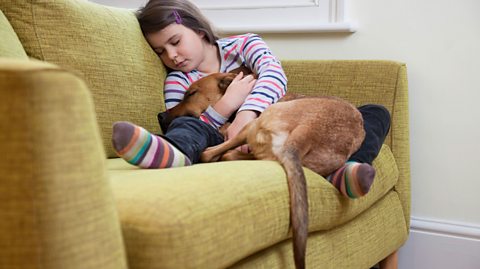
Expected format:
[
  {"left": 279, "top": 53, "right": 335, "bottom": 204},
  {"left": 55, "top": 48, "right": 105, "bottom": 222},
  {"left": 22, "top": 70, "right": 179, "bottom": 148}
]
[{"left": 186, "top": 89, "right": 197, "bottom": 97}]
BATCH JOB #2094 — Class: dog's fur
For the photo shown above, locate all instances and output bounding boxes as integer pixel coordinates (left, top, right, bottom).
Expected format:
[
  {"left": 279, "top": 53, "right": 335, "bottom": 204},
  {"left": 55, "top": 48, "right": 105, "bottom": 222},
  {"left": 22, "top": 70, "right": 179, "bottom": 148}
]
[
  {"left": 158, "top": 71, "right": 365, "bottom": 269},
  {"left": 158, "top": 66, "right": 253, "bottom": 133}
]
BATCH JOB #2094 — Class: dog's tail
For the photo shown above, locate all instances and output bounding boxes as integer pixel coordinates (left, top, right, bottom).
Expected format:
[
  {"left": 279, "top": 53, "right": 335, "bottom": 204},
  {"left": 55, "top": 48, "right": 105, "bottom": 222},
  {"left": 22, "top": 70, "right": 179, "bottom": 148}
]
[{"left": 277, "top": 145, "right": 308, "bottom": 269}]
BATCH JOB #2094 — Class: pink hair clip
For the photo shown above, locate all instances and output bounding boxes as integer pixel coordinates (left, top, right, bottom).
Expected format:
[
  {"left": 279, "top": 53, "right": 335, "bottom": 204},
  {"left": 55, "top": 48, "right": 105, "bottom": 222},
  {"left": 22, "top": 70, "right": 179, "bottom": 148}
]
[{"left": 172, "top": 10, "right": 182, "bottom": 24}]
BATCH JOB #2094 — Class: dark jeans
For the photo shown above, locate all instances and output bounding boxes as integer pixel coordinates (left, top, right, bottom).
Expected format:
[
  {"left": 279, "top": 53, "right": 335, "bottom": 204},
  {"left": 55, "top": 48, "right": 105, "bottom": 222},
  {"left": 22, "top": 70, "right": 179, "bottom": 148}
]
[
  {"left": 161, "top": 117, "right": 224, "bottom": 164},
  {"left": 349, "top": 105, "right": 391, "bottom": 164},
  {"left": 161, "top": 105, "right": 391, "bottom": 165}
]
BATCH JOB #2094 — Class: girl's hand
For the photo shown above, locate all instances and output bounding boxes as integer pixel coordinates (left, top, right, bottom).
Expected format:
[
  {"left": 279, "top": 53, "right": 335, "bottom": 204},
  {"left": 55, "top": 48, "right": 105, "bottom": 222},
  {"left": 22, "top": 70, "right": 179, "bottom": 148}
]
[
  {"left": 212, "top": 72, "right": 256, "bottom": 119},
  {"left": 226, "top": 110, "right": 258, "bottom": 153}
]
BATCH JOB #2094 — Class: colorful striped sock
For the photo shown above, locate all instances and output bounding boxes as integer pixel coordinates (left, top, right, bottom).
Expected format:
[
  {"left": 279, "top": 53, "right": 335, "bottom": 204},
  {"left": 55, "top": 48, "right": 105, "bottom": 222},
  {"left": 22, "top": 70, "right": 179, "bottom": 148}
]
[
  {"left": 327, "top": 161, "right": 375, "bottom": 198},
  {"left": 112, "top": 121, "right": 191, "bottom": 169}
]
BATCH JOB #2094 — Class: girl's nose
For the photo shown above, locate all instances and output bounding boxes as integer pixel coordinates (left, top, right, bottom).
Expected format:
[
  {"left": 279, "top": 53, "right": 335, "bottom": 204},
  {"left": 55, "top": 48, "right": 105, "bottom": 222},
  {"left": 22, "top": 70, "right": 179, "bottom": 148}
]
[{"left": 166, "top": 48, "right": 177, "bottom": 62}]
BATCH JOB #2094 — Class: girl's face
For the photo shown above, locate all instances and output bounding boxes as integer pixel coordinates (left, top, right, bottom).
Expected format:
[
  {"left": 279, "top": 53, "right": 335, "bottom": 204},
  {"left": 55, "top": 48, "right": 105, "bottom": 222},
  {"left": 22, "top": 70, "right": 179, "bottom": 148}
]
[{"left": 146, "top": 24, "right": 208, "bottom": 73}]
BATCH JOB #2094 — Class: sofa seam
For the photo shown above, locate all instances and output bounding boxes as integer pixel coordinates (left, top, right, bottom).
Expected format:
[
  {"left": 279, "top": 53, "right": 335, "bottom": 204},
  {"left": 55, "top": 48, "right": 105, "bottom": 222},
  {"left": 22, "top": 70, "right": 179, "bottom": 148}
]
[
  {"left": 390, "top": 62, "right": 410, "bottom": 233},
  {"left": 23, "top": 3, "right": 47, "bottom": 267},
  {"left": 30, "top": 0, "right": 45, "bottom": 61},
  {"left": 390, "top": 62, "right": 407, "bottom": 163}
]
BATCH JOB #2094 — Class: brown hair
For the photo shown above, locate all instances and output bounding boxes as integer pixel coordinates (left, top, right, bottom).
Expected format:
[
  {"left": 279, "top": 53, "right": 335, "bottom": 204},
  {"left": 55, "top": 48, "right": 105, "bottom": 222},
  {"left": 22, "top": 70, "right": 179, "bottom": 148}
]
[{"left": 136, "top": 0, "right": 219, "bottom": 45}]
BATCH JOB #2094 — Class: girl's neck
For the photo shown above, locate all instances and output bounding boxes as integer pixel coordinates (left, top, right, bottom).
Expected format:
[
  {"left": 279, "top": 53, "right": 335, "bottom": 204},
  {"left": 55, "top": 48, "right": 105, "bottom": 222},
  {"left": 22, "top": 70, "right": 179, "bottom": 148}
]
[{"left": 196, "top": 42, "right": 221, "bottom": 74}]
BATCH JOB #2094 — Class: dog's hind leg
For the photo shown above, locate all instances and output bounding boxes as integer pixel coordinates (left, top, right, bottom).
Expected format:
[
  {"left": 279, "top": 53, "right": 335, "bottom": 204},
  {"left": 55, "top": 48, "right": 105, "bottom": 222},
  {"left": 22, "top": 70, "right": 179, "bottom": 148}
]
[{"left": 200, "top": 120, "right": 255, "bottom": 162}]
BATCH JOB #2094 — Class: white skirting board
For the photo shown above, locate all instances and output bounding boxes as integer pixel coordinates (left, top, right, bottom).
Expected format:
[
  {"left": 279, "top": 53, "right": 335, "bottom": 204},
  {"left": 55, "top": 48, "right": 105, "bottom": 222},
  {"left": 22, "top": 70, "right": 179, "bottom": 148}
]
[{"left": 398, "top": 217, "right": 480, "bottom": 269}]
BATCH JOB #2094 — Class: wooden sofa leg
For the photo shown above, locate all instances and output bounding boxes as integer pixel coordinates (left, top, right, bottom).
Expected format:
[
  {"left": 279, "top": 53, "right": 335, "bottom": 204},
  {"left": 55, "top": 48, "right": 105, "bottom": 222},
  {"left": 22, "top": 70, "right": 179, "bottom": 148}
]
[{"left": 379, "top": 250, "right": 398, "bottom": 269}]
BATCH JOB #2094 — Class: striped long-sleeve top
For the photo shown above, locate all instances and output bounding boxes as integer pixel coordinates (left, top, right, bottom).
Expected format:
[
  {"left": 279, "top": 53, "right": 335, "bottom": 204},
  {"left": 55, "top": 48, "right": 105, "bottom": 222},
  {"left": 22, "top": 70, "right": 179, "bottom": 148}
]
[{"left": 164, "top": 33, "right": 287, "bottom": 129}]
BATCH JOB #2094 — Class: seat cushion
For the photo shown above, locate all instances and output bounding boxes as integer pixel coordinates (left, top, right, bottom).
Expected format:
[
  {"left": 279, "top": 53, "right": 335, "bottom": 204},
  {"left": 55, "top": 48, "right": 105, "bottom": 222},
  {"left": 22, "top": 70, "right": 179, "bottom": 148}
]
[
  {"left": 108, "top": 145, "right": 398, "bottom": 269},
  {"left": 0, "top": 0, "right": 166, "bottom": 157},
  {"left": 0, "top": 10, "right": 27, "bottom": 59},
  {"left": 230, "top": 191, "right": 408, "bottom": 269}
]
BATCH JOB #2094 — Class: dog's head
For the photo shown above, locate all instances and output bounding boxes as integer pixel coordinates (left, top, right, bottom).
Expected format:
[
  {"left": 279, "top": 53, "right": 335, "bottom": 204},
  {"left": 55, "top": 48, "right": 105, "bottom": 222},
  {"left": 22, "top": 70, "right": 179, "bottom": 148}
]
[{"left": 158, "top": 72, "right": 237, "bottom": 133}]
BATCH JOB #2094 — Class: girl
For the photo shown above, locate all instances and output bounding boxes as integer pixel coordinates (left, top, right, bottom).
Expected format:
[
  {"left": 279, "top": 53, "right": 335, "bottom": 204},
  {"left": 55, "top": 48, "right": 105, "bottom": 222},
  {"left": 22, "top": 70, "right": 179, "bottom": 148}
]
[{"left": 112, "top": 0, "right": 390, "bottom": 199}]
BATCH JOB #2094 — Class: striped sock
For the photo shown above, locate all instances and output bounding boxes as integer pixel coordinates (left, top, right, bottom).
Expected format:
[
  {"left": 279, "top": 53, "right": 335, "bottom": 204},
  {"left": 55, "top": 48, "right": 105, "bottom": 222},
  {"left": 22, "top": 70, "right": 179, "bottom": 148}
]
[
  {"left": 327, "top": 161, "right": 375, "bottom": 198},
  {"left": 112, "top": 121, "right": 191, "bottom": 169}
]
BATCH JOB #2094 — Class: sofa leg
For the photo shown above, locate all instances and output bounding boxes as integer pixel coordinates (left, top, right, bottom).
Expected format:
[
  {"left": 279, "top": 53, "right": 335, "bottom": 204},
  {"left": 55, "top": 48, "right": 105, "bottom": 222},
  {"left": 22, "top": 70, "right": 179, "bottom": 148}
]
[{"left": 379, "top": 250, "right": 398, "bottom": 269}]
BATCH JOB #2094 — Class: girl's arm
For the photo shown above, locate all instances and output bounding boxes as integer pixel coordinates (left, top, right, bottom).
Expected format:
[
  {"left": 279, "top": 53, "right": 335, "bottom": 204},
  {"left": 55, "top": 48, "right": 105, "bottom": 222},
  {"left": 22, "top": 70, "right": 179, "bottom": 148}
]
[
  {"left": 226, "top": 34, "right": 288, "bottom": 151},
  {"left": 239, "top": 33, "right": 288, "bottom": 113},
  {"left": 211, "top": 72, "right": 256, "bottom": 119}
]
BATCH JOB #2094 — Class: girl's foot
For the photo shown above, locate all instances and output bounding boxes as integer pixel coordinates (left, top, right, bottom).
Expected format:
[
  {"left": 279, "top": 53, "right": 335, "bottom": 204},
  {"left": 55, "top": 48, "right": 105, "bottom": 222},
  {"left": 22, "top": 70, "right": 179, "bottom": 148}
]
[
  {"left": 327, "top": 161, "right": 375, "bottom": 198},
  {"left": 112, "top": 121, "right": 191, "bottom": 169}
]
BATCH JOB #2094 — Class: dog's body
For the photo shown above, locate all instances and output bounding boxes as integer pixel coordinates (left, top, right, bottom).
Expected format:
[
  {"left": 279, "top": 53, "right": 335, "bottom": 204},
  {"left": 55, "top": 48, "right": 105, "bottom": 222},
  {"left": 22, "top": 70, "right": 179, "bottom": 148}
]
[
  {"left": 208, "top": 96, "right": 365, "bottom": 175},
  {"left": 158, "top": 66, "right": 253, "bottom": 133},
  {"left": 159, "top": 71, "right": 365, "bottom": 269}
]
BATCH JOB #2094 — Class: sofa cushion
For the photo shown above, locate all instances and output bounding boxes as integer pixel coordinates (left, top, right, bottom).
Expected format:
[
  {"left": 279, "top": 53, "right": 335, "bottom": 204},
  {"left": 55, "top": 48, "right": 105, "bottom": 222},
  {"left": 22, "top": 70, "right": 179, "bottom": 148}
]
[
  {"left": 230, "top": 191, "right": 408, "bottom": 269},
  {"left": 0, "top": 0, "right": 166, "bottom": 157},
  {"left": 282, "top": 60, "right": 403, "bottom": 150},
  {"left": 0, "top": 58, "right": 127, "bottom": 268},
  {"left": 0, "top": 10, "right": 27, "bottom": 59},
  {"left": 107, "top": 145, "right": 398, "bottom": 268}
]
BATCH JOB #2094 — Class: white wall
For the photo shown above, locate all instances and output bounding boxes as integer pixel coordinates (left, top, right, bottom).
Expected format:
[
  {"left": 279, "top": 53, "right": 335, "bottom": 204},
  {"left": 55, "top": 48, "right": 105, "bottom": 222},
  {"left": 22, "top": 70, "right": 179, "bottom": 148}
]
[{"left": 261, "top": 0, "right": 480, "bottom": 226}]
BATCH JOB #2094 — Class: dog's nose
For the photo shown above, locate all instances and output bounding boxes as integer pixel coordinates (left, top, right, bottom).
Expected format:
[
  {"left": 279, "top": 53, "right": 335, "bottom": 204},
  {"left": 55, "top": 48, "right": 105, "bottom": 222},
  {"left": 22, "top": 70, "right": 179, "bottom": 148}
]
[
  {"left": 158, "top": 111, "right": 167, "bottom": 122},
  {"left": 157, "top": 111, "right": 171, "bottom": 134}
]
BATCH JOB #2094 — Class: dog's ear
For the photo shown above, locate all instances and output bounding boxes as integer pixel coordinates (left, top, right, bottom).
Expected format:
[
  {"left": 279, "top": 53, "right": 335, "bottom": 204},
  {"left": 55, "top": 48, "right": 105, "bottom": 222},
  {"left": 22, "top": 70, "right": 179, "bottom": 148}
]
[
  {"left": 218, "top": 74, "right": 235, "bottom": 93},
  {"left": 229, "top": 65, "right": 253, "bottom": 76}
]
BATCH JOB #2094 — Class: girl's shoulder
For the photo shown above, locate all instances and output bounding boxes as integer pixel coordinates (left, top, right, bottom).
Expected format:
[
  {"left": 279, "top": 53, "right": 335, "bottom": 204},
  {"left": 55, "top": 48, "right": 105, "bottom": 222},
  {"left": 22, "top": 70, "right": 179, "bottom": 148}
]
[
  {"left": 216, "top": 33, "right": 263, "bottom": 46},
  {"left": 166, "top": 70, "right": 188, "bottom": 82}
]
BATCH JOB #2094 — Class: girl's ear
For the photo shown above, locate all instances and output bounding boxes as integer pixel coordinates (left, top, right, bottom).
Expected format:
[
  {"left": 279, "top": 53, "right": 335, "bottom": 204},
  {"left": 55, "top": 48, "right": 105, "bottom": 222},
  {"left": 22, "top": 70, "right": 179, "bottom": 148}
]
[{"left": 198, "top": 31, "right": 206, "bottom": 39}]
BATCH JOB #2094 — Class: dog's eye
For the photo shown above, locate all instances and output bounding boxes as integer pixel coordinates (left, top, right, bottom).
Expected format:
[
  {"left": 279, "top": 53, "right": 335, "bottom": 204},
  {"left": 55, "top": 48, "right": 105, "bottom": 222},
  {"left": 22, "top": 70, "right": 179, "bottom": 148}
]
[{"left": 186, "top": 90, "right": 197, "bottom": 97}]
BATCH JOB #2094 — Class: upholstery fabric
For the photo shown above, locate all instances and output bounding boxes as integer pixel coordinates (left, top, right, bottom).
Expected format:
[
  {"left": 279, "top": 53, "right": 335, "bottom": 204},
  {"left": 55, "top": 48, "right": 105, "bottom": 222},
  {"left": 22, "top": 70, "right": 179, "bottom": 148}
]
[
  {"left": 0, "top": 0, "right": 166, "bottom": 157},
  {"left": 0, "top": 58, "right": 127, "bottom": 269},
  {"left": 283, "top": 60, "right": 400, "bottom": 148},
  {"left": 0, "top": 9, "right": 27, "bottom": 59},
  {"left": 230, "top": 191, "right": 408, "bottom": 269},
  {"left": 107, "top": 145, "right": 398, "bottom": 268},
  {"left": 390, "top": 65, "right": 411, "bottom": 228}
]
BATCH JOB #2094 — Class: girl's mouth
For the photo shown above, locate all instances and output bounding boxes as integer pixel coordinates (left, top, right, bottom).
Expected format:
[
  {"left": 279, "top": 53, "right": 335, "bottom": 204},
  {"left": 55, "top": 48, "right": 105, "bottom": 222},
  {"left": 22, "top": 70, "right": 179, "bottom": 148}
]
[{"left": 176, "top": 60, "right": 187, "bottom": 68}]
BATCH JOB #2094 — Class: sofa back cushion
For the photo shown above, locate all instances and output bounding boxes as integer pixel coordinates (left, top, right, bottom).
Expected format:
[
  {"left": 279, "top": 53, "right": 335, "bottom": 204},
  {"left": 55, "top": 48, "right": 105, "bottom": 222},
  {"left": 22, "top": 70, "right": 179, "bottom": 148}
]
[
  {"left": 0, "top": 9, "right": 28, "bottom": 59},
  {"left": 1, "top": 0, "right": 166, "bottom": 157}
]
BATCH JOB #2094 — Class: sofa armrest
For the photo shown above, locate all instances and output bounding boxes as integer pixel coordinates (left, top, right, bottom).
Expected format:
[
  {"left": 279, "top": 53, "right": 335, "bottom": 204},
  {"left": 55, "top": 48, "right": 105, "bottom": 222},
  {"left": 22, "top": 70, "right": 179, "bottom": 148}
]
[
  {"left": 0, "top": 58, "right": 127, "bottom": 268},
  {"left": 282, "top": 60, "right": 411, "bottom": 228}
]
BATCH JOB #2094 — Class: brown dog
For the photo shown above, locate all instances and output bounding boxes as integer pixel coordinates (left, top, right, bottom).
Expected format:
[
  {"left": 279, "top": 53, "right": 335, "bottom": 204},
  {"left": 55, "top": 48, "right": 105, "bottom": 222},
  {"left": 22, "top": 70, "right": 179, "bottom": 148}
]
[
  {"left": 159, "top": 71, "right": 365, "bottom": 269},
  {"left": 157, "top": 66, "right": 253, "bottom": 133}
]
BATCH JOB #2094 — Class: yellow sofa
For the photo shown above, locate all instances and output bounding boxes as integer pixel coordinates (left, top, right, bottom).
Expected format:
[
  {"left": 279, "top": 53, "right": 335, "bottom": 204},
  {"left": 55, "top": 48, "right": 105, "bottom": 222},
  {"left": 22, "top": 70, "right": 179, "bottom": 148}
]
[{"left": 0, "top": 1, "right": 410, "bottom": 268}]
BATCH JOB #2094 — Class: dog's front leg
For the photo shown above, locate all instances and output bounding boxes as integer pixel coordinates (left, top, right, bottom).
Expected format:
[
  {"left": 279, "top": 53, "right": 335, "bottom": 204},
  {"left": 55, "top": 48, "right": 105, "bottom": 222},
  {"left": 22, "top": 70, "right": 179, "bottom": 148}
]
[
  {"left": 200, "top": 121, "right": 254, "bottom": 162},
  {"left": 220, "top": 150, "right": 255, "bottom": 161}
]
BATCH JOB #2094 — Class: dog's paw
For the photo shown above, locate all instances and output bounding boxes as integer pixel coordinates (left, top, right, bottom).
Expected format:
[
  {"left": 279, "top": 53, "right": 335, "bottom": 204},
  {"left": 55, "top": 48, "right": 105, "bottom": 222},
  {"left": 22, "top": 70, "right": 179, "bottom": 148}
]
[
  {"left": 200, "top": 148, "right": 222, "bottom": 163},
  {"left": 221, "top": 150, "right": 255, "bottom": 161}
]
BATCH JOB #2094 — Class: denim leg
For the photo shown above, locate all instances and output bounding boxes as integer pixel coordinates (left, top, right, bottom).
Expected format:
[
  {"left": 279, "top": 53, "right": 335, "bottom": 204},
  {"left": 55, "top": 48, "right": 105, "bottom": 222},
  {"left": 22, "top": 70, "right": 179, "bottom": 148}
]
[
  {"left": 161, "top": 117, "right": 224, "bottom": 164},
  {"left": 349, "top": 105, "right": 391, "bottom": 164}
]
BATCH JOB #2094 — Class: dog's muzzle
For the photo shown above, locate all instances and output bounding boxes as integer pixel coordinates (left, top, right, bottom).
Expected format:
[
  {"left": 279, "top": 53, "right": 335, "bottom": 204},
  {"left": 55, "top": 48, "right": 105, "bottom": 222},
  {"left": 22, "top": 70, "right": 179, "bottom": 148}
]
[{"left": 157, "top": 111, "right": 172, "bottom": 134}]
